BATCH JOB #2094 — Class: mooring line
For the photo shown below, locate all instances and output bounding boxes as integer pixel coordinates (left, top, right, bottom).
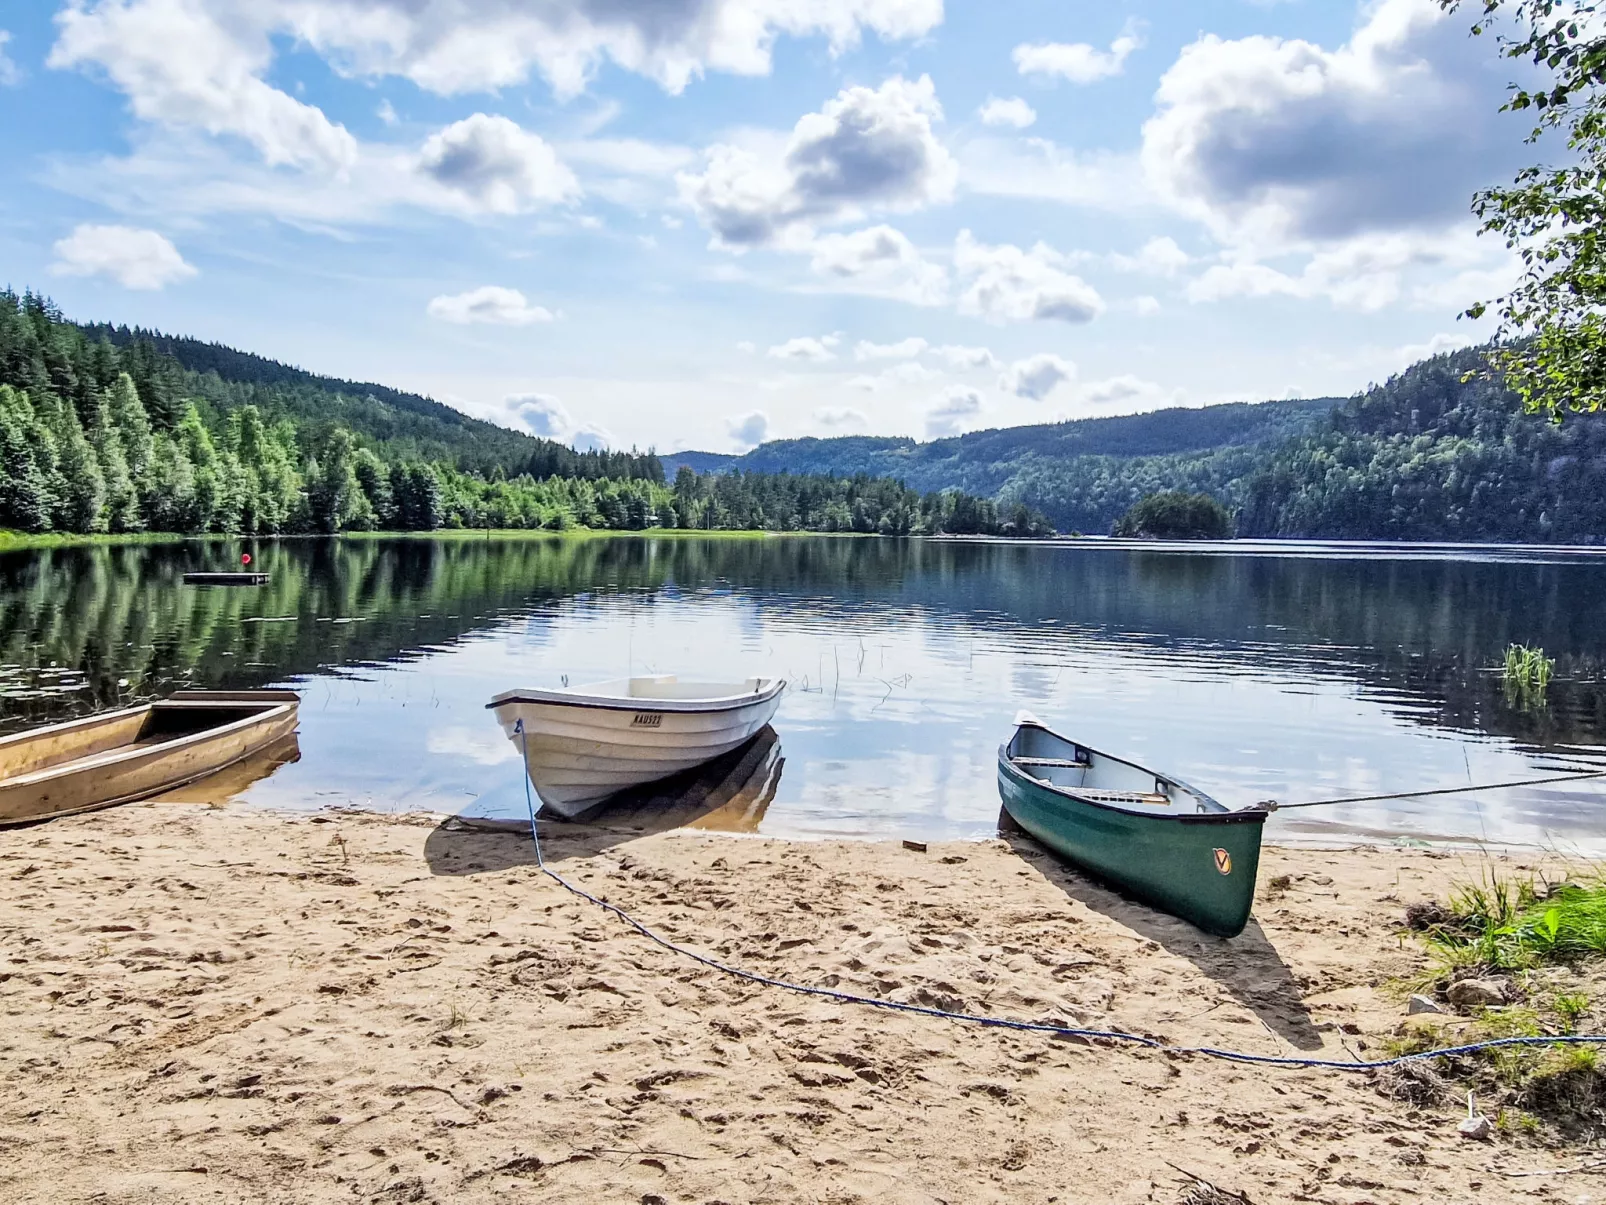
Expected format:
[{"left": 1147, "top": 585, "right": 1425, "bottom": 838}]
[{"left": 512, "top": 720, "right": 1606, "bottom": 1072}]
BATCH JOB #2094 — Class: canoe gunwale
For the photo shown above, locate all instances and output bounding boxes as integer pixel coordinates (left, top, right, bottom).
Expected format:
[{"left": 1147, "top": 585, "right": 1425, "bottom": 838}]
[{"left": 997, "top": 748, "right": 1269, "bottom": 827}]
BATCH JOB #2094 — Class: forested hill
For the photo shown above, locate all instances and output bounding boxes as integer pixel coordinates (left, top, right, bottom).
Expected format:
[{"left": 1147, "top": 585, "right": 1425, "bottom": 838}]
[{"left": 73, "top": 317, "right": 659, "bottom": 482}]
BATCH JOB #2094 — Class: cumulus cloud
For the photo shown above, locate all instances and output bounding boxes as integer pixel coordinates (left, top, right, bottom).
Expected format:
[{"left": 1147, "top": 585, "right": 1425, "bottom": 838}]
[
  {"left": 767, "top": 334, "right": 840, "bottom": 361},
  {"left": 815, "top": 406, "right": 868, "bottom": 430},
  {"left": 1113, "top": 236, "right": 1190, "bottom": 277},
  {"left": 728, "top": 410, "right": 770, "bottom": 450},
  {"left": 47, "top": 0, "right": 944, "bottom": 160},
  {"left": 848, "top": 361, "right": 938, "bottom": 390},
  {"left": 570, "top": 424, "right": 612, "bottom": 452},
  {"left": 953, "top": 230, "right": 1104, "bottom": 324},
  {"left": 978, "top": 96, "right": 1036, "bottom": 129},
  {"left": 1077, "top": 374, "right": 1169, "bottom": 407},
  {"left": 418, "top": 115, "right": 580, "bottom": 214},
  {"left": 925, "top": 386, "right": 984, "bottom": 438},
  {"left": 680, "top": 75, "right": 956, "bottom": 248},
  {"left": 933, "top": 344, "right": 997, "bottom": 370},
  {"left": 50, "top": 224, "right": 196, "bottom": 289},
  {"left": 0, "top": 30, "right": 21, "bottom": 87},
  {"left": 1003, "top": 354, "right": 1076, "bottom": 401},
  {"left": 427, "top": 286, "right": 556, "bottom": 325},
  {"left": 805, "top": 224, "right": 948, "bottom": 305},
  {"left": 1142, "top": 0, "right": 1524, "bottom": 249},
  {"left": 855, "top": 336, "right": 928, "bottom": 361},
  {"left": 506, "top": 393, "right": 572, "bottom": 438},
  {"left": 1014, "top": 24, "right": 1143, "bottom": 84},
  {"left": 50, "top": 2, "right": 359, "bottom": 172}
]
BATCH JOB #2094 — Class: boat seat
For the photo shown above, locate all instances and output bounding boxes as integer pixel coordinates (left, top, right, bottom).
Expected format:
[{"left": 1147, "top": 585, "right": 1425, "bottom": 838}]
[
  {"left": 1072, "top": 789, "right": 1172, "bottom": 807},
  {"left": 1010, "top": 756, "right": 1087, "bottom": 768}
]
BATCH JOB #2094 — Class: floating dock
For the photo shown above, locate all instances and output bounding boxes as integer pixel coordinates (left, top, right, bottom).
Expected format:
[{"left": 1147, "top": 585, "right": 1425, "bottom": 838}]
[{"left": 183, "top": 572, "right": 270, "bottom": 586}]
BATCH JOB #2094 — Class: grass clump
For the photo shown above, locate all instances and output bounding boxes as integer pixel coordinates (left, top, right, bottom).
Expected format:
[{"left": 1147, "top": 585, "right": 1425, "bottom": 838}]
[
  {"left": 1418, "top": 869, "right": 1606, "bottom": 973},
  {"left": 1502, "top": 643, "right": 1556, "bottom": 706}
]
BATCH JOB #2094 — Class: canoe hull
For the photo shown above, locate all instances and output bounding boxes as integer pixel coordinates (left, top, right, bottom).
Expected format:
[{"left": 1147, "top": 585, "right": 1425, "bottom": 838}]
[
  {"left": 0, "top": 692, "right": 300, "bottom": 826},
  {"left": 998, "top": 745, "right": 1265, "bottom": 938},
  {"left": 490, "top": 677, "right": 785, "bottom": 817}
]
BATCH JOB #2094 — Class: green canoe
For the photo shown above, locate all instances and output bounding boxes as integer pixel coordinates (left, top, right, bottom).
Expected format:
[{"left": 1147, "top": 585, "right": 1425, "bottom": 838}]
[{"left": 997, "top": 714, "right": 1268, "bottom": 937}]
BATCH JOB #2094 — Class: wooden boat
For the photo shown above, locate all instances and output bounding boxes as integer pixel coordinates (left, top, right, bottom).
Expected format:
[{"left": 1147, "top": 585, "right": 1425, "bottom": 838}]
[
  {"left": 183, "top": 572, "right": 269, "bottom": 585},
  {"left": 0, "top": 691, "right": 300, "bottom": 825},
  {"left": 488, "top": 674, "right": 785, "bottom": 818},
  {"left": 997, "top": 712, "right": 1268, "bottom": 937}
]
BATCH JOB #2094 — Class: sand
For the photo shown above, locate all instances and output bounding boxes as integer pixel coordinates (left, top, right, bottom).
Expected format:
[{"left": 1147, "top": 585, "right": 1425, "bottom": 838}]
[{"left": 0, "top": 801, "right": 1597, "bottom": 1205}]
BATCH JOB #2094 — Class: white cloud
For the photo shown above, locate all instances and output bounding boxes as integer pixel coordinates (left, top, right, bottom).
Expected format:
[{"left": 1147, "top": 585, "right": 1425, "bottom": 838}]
[
  {"left": 571, "top": 424, "right": 612, "bottom": 452},
  {"left": 1113, "top": 236, "right": 1190, "bottom": 277},
  {"left": 851, "top": 360, "right": 939, "bottom": 390},
  {"left": 728, "top": 410, "right": 770, "bottom": 449},
  {"left": 50, "top": 224, "right": 196, "bottom": 290},
  {"left": 1142, "top": 0, "right": 1523, "bottom": 250},
  {"left": 47, "top": 0, "right": 945, "bottom": 152},
  {"left": 418, "top": 114, "right": 580, "bottom": 214},
  {"left": 815, "top": 406, "right": 868, "bottom": 431},
  {"left": 804, "top": 224, "right": 948, "bottom": 306},
  {"left": 767, "top": 334, "right": 839, "bottom": 361},
  {"left": 0, "top": 30, "right": 21, "bottom": 87},
  {"left": 50, "top": 2, "right": 359, "bottom": 172},
  {"left": 1014, "top": 25, "right": 1143, "bottom": 84},
  {"left": 978, "top": 96, "right": 1036, "bottom": 129},
  {"left": 1003, "top": 354, "right": 1076, "bottom": 401},
  {"left": 855, "top": 336, "right": 928, "bottom": 361},
  {"left": 1131, "top": 294, "right": 1162, "bottom": 316},
  {"left": 427, "top": 286, "right": 556, "bottom": 325},
  {"left": 933, "top": 344, "right": 997, "bottom": 370},
  {"left": 925, "top": 385, "right": 984, "bottom": 437},
  {"left": 1185, "top": 228, "right": 1497, "bottom": 312},
  {"left": 680, "top": 75, "right": 956, "bottom": 248},
  {"left": 376, "top": 98, "right": 398, "bottom": 126},
  {"left": 506, "top": 393, "right": 572, "bottom": 438},
  {"left": 959, "top": 137, "right": 1144, "bottom": 210},
  {"left": 735, "top": 340, "right": 757, "bottom": 353},
  {"left": 953, "top": 230, "right": 1104, "bottom": 324},
  {"left": 1076, "top": 374, "right": 1171, "bottom": 407}
]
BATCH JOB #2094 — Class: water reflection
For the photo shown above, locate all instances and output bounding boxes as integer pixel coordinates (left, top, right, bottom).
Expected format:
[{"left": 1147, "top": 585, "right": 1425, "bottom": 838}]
[{"left": 2, "top": 535, "right": 1605, "bottom": 850}]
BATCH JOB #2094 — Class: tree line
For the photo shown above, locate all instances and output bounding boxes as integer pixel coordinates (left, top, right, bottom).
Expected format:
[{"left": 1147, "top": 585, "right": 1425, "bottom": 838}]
[{"left": 0, "top": 292, "right": 1048, "bottom": 539}]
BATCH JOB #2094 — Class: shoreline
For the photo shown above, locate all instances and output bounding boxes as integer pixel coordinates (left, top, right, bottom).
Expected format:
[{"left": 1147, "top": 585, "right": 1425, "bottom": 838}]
[{"left": 2, "top": 799, "right": 1597, "bottom": 1203}]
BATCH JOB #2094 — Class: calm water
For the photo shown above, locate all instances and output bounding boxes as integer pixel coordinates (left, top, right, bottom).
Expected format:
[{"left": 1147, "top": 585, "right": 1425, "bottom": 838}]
[{"left": 3, "top": 535, "right": 1606, "bottom": 851}]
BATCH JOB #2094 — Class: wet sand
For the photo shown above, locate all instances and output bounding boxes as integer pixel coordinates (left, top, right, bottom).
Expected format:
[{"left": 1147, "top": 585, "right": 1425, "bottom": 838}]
[{"left": 0, "top": 802, "right": 1595, "bottom": 1204}]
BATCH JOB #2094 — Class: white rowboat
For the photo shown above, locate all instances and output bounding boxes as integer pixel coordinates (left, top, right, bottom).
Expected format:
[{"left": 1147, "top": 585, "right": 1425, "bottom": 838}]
[{"left": 487, "top": 675, "right": 785, "bottom": 817}]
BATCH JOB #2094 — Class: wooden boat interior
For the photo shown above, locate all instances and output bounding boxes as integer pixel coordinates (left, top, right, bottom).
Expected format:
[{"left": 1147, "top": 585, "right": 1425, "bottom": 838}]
[
  {"left": 1005, "top": 721, "right": 1228, "bottom": 816},
  {"left": 0, "top": 693, "right": 298, "bottom": 782}
]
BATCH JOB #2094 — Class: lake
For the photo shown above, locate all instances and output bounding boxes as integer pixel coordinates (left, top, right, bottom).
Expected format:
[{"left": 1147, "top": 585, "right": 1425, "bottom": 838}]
[{"left": 3, "top": 534, "right": 1605, "bottom": 851}]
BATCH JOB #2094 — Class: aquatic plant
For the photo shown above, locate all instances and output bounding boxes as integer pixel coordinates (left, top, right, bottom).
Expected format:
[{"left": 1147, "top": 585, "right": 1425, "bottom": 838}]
[{"left": 1502, "top": 643, "right": 1556, "bottom": 707}]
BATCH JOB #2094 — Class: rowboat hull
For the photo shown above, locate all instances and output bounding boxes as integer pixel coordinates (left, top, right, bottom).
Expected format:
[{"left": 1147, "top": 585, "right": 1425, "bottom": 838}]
[
  {"left": 489, "top": 676, "right": 785, "bottom": 817},
  {"left": 0, "top": 691, "right": 300, "bottom": 825},
  {"left": 997, "top": 718, "right": 1266, "bottom": 937}
]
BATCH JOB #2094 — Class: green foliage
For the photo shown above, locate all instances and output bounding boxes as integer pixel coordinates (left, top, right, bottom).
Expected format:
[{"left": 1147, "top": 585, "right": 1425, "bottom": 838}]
[
  {"left": 1110, "top": 491, "right": 1233, "bottom": 539},
  {"left": 1442, "top": 1, "right": 1606, "bottom": 417},
  {"left": 0, "top": 291, "right": 1036, "bottom": 539}
]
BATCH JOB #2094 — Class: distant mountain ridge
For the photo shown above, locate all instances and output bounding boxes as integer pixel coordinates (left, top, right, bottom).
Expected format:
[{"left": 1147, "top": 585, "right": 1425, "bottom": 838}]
[{"left": 665, "top": 395, "right": 1340, "bottom": 530}]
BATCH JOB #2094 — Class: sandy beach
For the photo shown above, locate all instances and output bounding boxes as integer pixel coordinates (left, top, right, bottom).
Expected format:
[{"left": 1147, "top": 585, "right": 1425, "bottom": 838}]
[{"left": 0, "top": 800, "right": 1598, "bottom": 1204}]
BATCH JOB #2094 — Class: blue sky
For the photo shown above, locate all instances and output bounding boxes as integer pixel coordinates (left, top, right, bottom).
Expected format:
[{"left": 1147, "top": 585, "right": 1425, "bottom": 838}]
[{"left": 0, "top": 1, "right": 1531, "bottom": 453}]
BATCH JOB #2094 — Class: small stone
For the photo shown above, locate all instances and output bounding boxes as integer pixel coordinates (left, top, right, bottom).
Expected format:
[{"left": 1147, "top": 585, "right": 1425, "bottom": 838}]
[
  {"left": 1407, "top": 993, "right": 1446, "bottom": 1016},
  {"left": 1457, "top": 1114, "right": 1493, "bottom": 1141},
  {"left": 1447, "top": 979, "right": 1506, "bottom": 1009}
]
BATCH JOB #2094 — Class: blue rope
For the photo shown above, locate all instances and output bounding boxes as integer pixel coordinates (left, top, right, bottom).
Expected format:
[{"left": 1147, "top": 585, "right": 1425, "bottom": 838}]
[{"left": 512, "top": 721, "right": 1606, "bottom": 1072}]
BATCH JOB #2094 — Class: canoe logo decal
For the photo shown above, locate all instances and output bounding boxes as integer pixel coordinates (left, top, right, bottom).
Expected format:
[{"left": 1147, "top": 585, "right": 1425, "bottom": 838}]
[
  {"left": 632, "top": 713, "right": 664, "bottom": 728},
  {"left": 1212, "top": 848, "right": 1232, "bottom": 875}
]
